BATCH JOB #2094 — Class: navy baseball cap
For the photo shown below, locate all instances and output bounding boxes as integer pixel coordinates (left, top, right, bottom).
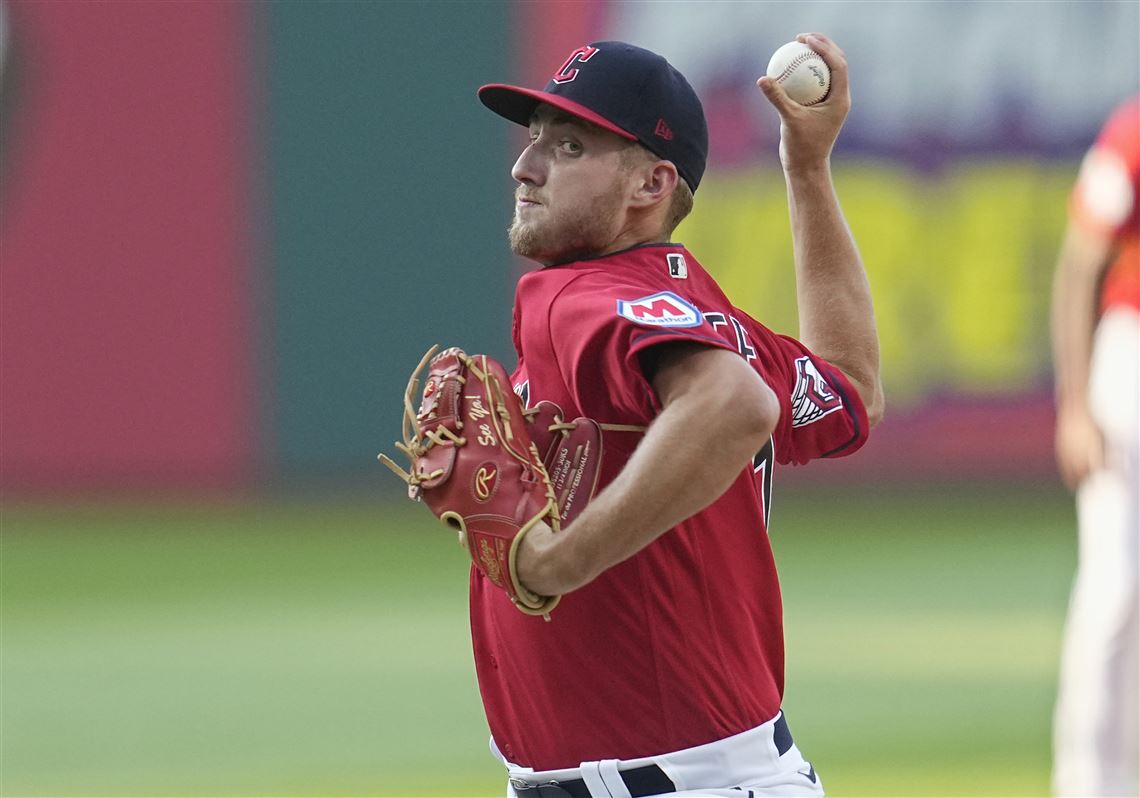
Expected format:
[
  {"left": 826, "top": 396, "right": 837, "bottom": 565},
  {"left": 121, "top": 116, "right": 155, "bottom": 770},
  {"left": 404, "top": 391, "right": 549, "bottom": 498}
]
[{"left": 478, "top": 41, "right": 709, "bottom": 192}]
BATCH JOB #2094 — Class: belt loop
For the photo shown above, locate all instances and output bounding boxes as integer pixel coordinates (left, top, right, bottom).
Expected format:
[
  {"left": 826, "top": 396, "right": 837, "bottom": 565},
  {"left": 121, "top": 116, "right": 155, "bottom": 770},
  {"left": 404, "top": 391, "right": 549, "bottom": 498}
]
[
  {"left": 773, "top": 710, "right": 794, "bottom": 757},
  {"left": 579, "top": 762, "right": 610, "bottom": 798},
  {"left": 598, "top": 759, "right": 633, "bottom": 798}
]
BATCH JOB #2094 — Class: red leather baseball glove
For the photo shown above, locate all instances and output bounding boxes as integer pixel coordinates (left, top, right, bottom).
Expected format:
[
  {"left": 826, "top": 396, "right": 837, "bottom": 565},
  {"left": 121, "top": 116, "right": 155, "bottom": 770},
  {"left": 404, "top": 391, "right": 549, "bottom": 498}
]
[
  {"left": 379, "top": 346, "right": 602, "bottom": 619},
  {"left": 523, "top": 401, "right": 603, "bottom": 529}
]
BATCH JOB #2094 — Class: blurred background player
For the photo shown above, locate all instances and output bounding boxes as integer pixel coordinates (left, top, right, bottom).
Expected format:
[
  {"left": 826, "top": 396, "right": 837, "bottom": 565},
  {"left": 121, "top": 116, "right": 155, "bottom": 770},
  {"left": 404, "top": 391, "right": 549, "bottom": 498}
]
[{"left": 1050, "top": 94, "right": 1140, "bottom": 798}]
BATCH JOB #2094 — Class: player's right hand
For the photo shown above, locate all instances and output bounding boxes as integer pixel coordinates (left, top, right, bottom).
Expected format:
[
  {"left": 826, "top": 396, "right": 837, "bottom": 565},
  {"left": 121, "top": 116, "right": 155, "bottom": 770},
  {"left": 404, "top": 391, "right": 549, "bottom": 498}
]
[
  {"left": 756, "top": 32, "right": 850, "bottom": 173},
  {"left": 1055, "top": 403, "right": 1105, "bottom": 490}
]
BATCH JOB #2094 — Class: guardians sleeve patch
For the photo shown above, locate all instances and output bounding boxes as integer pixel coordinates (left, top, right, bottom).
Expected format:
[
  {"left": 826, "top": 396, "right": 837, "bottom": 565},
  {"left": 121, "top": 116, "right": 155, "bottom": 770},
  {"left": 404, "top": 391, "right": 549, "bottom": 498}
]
[{"left": 790, "top": 356, "right": 844, "bottom": 428}]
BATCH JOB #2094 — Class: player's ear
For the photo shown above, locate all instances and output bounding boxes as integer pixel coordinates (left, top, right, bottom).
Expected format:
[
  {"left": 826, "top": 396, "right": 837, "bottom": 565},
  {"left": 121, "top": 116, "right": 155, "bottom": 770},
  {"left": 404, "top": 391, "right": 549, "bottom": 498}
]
[{"left": 630, "top": 160, "right": 679, "bottom": 211}]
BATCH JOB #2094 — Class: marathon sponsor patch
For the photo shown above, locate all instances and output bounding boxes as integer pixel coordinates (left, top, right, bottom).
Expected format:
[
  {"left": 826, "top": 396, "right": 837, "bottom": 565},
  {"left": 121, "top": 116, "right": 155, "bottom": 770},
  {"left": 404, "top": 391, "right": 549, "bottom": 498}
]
[
  {"left": 616, "top": 291, "right": 702, "bottom": 328},
  {"left": 790, "top": 356, "right": 844, "bottom": 427}
]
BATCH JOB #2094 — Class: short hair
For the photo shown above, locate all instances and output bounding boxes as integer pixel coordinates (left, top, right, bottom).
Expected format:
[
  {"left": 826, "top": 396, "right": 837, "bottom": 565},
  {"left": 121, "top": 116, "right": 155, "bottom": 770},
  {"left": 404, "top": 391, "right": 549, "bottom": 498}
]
[
  {"left": 665, "top": 177, "right": 694, "bottom": 237},
  {"left": 621, "top": 143, "right": 694, "bottom": 238}
]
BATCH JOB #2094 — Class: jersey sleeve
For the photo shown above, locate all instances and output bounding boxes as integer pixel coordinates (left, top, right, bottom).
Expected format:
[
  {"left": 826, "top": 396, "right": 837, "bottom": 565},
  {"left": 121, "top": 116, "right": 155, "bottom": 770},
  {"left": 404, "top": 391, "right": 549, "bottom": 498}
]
[
  {"left": 547, "top": 274, "right": 736, "bottom": 423},
  {"left": 1070, "top": 96, "right": 1140, "bottom": 241},
  {"left": 762, "top": 332, "right": 870, "bottom": 466}
]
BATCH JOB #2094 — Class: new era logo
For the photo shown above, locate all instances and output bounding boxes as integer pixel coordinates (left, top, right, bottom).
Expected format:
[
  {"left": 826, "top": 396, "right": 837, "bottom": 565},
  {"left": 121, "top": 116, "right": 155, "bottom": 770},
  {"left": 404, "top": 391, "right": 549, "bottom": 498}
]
[
  {"left": 616, "top": 291, "right": 701, "bottom": 328},
  {"left": 654, "top": 118, "right": 674, "bottom": 140}
]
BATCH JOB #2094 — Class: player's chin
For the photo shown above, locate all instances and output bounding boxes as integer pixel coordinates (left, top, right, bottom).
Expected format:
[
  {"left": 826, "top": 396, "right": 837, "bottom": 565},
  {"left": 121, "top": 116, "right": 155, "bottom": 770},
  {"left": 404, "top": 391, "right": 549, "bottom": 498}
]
[{"left": 508, "top": 220, "right": 547, "bottom": 259}]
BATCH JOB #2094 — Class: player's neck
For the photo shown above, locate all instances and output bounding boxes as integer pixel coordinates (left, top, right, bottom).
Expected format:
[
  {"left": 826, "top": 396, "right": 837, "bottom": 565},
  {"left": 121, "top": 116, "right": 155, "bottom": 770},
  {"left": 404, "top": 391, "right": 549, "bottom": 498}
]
[
  {"left": 536, "top": 216, "right": 672, "bottom": 266},
  {"left": 599, "top": 235, "right": 673, "bottom": 258},
  {"left": 540, "top": 238, "right": 676, "bottom": 267},
  {"left": 597, "top": 217, "right": 672, "bottom": 258}
]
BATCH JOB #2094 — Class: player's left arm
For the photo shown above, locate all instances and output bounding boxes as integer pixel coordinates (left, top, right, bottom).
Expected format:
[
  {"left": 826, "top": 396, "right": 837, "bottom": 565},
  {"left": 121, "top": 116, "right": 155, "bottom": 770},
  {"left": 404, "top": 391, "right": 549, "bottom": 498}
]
[
  {"left": 758, "top": 32, "right": 884, "bottom": 426},
  {"left": 515, "top": 342, "right": 778, "bottom": 596},
  {"left": 1051, "top": 220, "right": 1115, "bottom": 489}
]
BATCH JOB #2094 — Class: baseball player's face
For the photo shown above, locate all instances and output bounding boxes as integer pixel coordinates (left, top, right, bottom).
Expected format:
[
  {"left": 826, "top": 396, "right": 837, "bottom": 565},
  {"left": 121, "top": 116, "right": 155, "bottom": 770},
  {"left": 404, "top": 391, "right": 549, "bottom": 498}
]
[{"left": 509, "top": 105, "right": 635, "bottom": 264}]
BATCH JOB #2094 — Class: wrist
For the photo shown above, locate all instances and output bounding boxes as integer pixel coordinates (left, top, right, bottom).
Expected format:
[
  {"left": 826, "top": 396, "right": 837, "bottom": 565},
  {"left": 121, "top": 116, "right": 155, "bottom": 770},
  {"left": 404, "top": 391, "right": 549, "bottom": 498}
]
[
  {"left": 1056, "top": 388, "right": 1091, "bottom": 414},
  {"left": 516, "top": 520, "right": 574, "bottom": 596},
  {"left": 1058, "top": 398, "right": 1092, "bottom": 420},
  {"left": 781, "top": 158, "right": 832, "bottom": 179}
]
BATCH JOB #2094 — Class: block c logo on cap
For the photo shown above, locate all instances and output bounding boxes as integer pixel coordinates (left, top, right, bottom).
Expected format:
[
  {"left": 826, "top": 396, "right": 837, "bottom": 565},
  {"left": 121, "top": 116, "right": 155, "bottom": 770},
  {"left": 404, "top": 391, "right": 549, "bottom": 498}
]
[
  {"left": 617, "top": 291, "right": 702, "bottom": 328},
  {"left": 552, "top": 45, "right": 600, "bottom": 84}
]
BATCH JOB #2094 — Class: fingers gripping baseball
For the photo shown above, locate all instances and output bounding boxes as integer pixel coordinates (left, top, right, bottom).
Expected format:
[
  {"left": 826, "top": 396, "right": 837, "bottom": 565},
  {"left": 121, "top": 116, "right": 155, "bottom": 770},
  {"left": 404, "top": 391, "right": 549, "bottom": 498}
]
[{"left": 758, "top": 33, "right": 851, "bottom": 171}]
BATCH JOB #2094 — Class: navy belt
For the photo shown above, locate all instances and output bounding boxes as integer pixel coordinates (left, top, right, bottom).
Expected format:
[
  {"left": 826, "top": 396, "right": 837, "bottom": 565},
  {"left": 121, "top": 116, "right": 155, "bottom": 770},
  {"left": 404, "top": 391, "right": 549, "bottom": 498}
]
[{"left": 510, "top": 713, "right": 794, "bottom": 798}]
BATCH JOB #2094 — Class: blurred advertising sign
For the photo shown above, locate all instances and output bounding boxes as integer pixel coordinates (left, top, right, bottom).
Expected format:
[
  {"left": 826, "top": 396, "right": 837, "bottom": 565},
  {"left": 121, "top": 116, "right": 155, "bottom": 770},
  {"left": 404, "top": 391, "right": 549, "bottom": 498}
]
[{"left": 601, "top": 1, "right": 1138, "bottom": 405}]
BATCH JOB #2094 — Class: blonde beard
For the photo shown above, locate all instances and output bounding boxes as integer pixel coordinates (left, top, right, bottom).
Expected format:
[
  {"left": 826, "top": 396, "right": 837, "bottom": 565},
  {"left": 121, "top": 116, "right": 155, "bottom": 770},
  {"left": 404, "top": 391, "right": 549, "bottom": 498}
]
[{"left": 508, "top": 188, "right": 625, "bottom": 265}]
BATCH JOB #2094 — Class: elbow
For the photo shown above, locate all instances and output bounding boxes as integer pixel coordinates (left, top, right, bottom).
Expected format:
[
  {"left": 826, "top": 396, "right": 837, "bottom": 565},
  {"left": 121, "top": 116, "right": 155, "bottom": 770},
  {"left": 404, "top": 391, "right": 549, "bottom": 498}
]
[
  {"left": 701, "top": 365, "right": 777, "bottom": 467},
  {"left": 862, "top": 378, "right": 885, "bottom": 428},
  {"left": 867, "top": 393, "right": 885, "bottom": 428},
  {"left": 756, "top": 379, "right": 782, "bottom": 440},
  {"left": 838, "top": 364, "right": 884, "bottom": 429},
  {"left": 738, "top": 370, "right": 781, "bottom": 450}
]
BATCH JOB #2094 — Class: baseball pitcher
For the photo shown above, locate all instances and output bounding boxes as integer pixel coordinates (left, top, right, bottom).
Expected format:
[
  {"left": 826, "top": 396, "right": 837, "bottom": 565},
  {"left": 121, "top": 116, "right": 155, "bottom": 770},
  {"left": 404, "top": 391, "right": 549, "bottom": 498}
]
[{"left": 382, "top": 34, "right": 883, "bottom": 797}]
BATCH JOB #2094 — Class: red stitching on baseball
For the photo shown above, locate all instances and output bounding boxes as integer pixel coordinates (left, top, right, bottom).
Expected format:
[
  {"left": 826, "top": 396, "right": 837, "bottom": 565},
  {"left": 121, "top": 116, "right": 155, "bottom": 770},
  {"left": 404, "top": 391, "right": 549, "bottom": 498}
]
[
  {"left": 776, "top": 50, "right": 818, "bottom": 82},
  {"left": 775, "top": 49, "right": 828, "bottom": 103}
]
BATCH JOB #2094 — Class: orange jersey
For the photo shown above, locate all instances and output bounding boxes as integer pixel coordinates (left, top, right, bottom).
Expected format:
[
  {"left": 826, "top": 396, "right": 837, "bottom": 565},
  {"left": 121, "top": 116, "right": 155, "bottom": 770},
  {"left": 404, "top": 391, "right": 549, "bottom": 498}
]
[{"left": 1070, "top": 95, "right": 1140, "bottom": 313}]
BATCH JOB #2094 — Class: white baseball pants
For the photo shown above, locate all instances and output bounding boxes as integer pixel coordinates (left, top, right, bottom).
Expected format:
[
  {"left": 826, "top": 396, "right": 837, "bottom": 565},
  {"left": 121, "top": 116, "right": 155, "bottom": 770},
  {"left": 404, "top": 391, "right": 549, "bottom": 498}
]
[
  {"left": 498, "top": 710, "right": 824, "bottom": 797},
  {"left": 1053, "top": 307, "right": 1140, "bottom": 797}
]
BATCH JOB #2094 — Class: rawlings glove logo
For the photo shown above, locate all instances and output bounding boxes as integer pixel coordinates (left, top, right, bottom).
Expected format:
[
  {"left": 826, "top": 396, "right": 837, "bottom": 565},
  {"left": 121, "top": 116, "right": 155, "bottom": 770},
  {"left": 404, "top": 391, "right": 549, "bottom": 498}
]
[
  {"left": 474, "top": 464, "right": 498, "bottom": 501},
  {"left": 479, "top": 538, "right": 504, "bottom": 586}
]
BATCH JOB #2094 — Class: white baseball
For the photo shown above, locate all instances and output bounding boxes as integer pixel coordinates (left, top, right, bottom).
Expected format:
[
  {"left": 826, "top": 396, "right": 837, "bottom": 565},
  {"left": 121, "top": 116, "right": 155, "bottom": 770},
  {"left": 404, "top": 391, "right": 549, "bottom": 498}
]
[{"left": 766, "top": 41, "right": 831, "bottom": 106}]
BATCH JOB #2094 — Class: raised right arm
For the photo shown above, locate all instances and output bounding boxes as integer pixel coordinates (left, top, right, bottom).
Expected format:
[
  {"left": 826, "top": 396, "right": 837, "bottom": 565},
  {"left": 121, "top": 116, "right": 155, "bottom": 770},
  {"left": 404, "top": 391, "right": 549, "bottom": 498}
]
[{"left": 758, "top": 33, "right": 884, "bottom": 426}]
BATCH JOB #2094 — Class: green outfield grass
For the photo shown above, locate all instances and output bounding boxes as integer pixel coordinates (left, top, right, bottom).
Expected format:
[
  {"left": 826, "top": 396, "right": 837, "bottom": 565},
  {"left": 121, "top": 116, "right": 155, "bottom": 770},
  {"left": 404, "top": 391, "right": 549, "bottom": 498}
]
[{"left": 1, "top": 484, "right": 1075, "bottom": 796}]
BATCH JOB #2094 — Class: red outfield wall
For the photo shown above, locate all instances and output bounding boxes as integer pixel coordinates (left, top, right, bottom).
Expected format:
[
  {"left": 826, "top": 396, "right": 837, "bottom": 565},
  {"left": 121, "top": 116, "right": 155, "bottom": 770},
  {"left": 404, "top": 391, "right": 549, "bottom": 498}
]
[{"left": 0, "top": 2, "right": 256, "bottom": 491}]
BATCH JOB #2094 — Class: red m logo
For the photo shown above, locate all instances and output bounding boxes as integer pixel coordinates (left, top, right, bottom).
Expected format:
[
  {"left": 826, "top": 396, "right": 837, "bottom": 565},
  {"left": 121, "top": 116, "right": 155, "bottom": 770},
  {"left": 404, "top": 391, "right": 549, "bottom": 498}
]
[{"left": 631, "top": 298, "right": 684, "bottom": 319}]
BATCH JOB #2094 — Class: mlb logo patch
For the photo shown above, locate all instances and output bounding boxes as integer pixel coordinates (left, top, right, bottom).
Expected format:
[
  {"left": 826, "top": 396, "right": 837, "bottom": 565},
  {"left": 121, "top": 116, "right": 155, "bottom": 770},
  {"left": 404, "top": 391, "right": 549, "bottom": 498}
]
[
  {"left": 667, "top": 252, "right": 688, "bottom": 279},
  {"left": 616, "top": 291, "right": 702, "bottom": 328}
]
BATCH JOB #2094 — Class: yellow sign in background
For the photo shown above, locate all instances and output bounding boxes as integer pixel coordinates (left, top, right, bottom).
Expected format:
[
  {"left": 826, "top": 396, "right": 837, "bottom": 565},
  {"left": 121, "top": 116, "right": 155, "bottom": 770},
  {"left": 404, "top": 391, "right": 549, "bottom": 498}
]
[{"left": 681, "top": 162, "right": 1074, "bottom": 405}]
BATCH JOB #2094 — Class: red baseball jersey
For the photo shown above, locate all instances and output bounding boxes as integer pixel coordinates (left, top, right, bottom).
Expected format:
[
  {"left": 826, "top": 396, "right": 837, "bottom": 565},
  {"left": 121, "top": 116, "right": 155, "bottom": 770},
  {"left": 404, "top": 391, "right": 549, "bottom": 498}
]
[
  {"left": 1070, "top": 94, "right": 1140, "bottom": 313},
  {"left": 470, "top": 243, "right": 869, "bottom": 770}
]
